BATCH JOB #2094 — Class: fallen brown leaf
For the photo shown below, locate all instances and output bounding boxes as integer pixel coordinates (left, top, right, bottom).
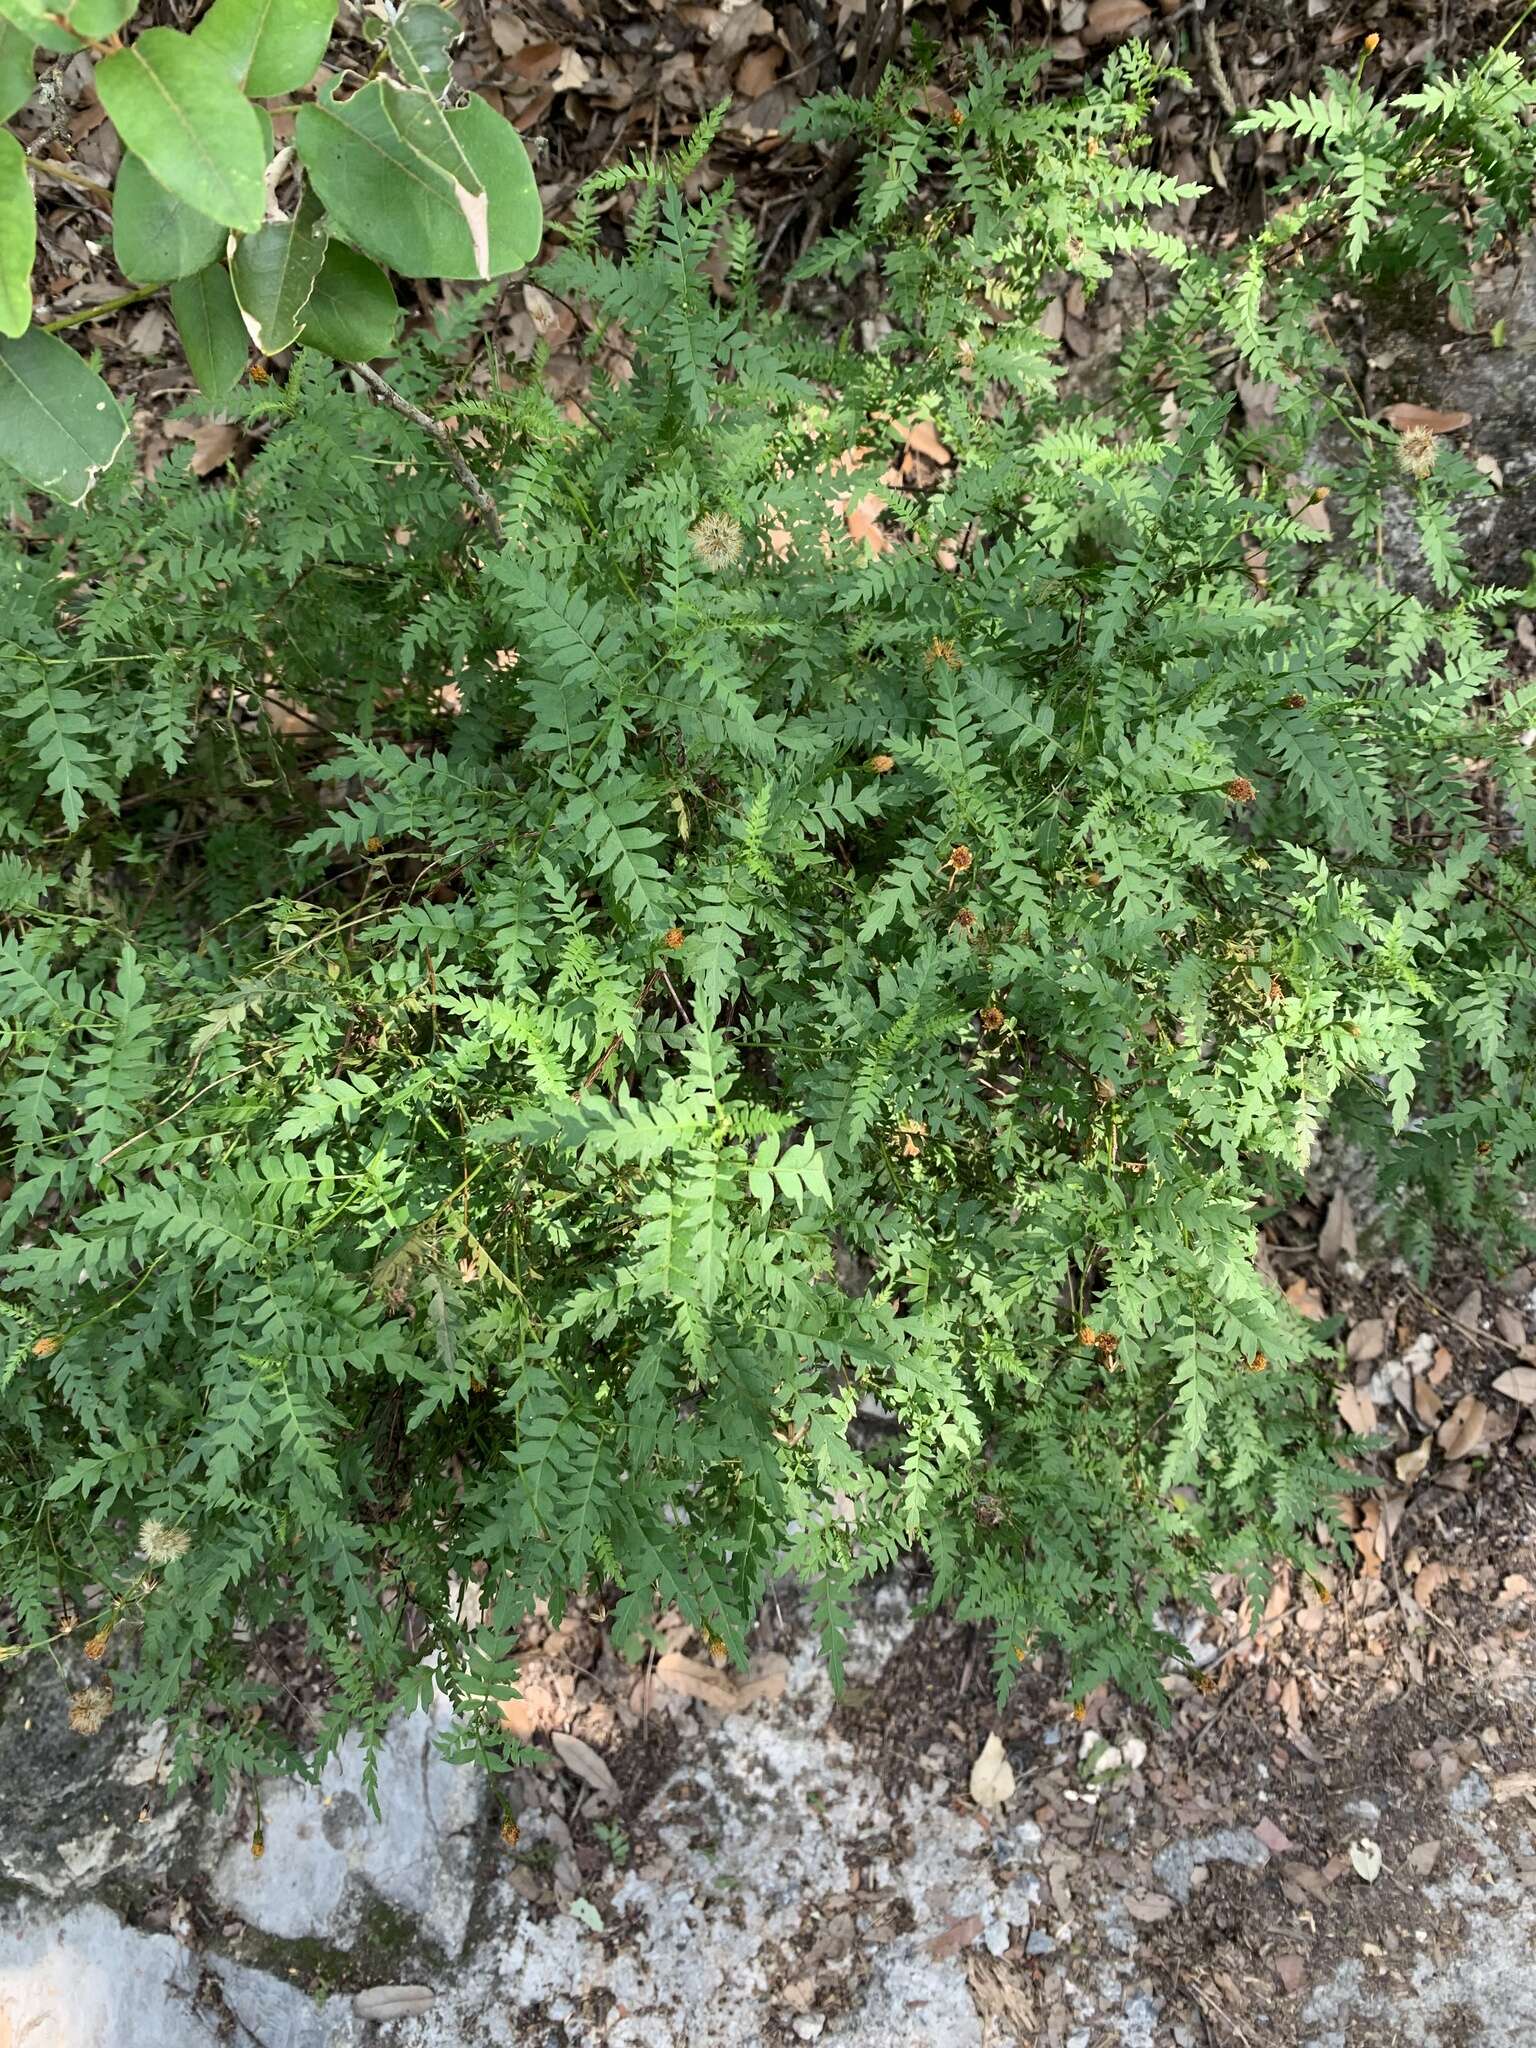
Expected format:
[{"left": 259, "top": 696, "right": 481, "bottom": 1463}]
[
  {"left": 1491, "top": 1771, "right": 1536, "bottom": 1802},
  {"left": 165, "top": 417, "right": 239, "bottom": 476},
  {"left": 1274, "top": 1953, "right": 1306, "bottom": 1996},
  {"left": 1492, "top": 1366, "right": 1536, "bottom": 1407},
  {"left": 1436, "top": 1392, "right": 1488, "bottom": 1461},
  {"left": 1123, "top": 1889, "right": 1176, "bottom": 1923},
  {"left": 551, "top": 1730, "right": 619, "bottom": 1801},
  {"left": 1285, "top": 1275, "right": 1326, "bottom": 1321},
  {"left": 1337, "top": 1383, "right": 1377, "bottom": 1436},
  {"left": 1381, "top": 403, "right": 1472, "bottom": 432},
  {"left": 1083, "top": 0, "right": 1151, "bottom": 42},
  {"left": 928, "top": 1913, "right": 984, "bottom": 1959},
  {"left": 1253, "top": 1816, "right": 1293, "bottom": 1855},
  {"left": 969, "top": 1731, "right": 1016, "bottom": 1810},
  {"left": 1346, "top": 1318, "right": 1386, "bottom": 1364},
  {"left": 1395, "top": 1437, "right": 1433, "bottom": 1484}
]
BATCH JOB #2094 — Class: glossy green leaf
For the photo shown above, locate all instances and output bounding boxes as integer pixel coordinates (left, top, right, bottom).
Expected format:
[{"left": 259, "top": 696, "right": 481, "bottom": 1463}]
[
  {"left": 112, "top": 152, "right": 226, "bottom": 286},
  {"left": 194, "top": 0, "right": 336, "bottom": 99},
  {"left": 386, "top": 2, "right": 457, "bottom": 99},
  {"left": 0, "top": 0, "right": 131, "bottom": 48},
  {"left": 0, "top": 20, "right": 35, "bottom": 119},
  {"left": 296, "top": 238, "right": 401, "bottom": 361},
  {"left": 95, "top": 29, "right": 267, "bottom": 234},
  {"left": 230, "top": 212, "right": 327, "bottom": 353},
  {"left": 0, "top": 0, "right": 72, "bottom": 52},
  {"left": 295, "top": 82, "right": 541, "bottom": 281},
  {"left": 0, "top": 131, "right": 32, "bottom": 337},
  {"left": 0, "top": 324, "right": 127, "bottom": 501},
  {"left": 171, "top": 262, "right": 250, "bottom": 399},
  {"left": 380, "top": 81, "right": 486, "bottom": 277}
]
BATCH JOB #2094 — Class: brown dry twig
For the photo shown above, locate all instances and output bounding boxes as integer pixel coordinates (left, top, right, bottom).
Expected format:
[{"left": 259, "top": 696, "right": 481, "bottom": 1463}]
[{"left": 349, "top": 361, "right": 504, "bottom": 544}]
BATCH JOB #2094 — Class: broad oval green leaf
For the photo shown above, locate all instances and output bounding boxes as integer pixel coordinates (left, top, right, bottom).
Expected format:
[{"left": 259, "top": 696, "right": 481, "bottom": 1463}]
[
  {"left": 0, "top": 0, "right": 74, "bottom": 52},
  {"left": 386, "top": 2, "right": 458, "bottom": 100},
  {"left": 0, "top": 325, "right": 127, "bottom": 502},
  {"left": 0, "top": 0, "right": 131, "bottom": 49},
  {"left": 194, "top": 0, "right": 336, "bottom": 100},
  {"left": 296, "top": 238, "right": 401, "bottom": 361},
  {"left": 295, "top": 82, "right": 540, "bottom": 281},
  {"left": 0, "top": 131, "right": 33, "bottom": 336},
  {"left": 230, "top": 212, "right": 327, "bottom": 353},
  {"left": 380, "top": 81, "right": 487, "bottom": 277},
  {"left": 171, "top": 261, "right": 250, "bottom": 399},
  {"left": 112, "top": 152, "right": 226, "bottom": 286},
  {"left": 0, "top": 19, "right": 36, "bottom": 120},
  {"left": 95, "top": 29, "right": 267, "bottom": 234}
]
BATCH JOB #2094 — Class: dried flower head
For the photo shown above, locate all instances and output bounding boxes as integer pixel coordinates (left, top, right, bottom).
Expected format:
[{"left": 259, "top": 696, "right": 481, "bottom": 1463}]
[
  {"left": 924, "top": 636, "right": 961, "bottom": 670},
  {"left": 251, "top": 1826, "right": 265, "bottom": 1858},
  {"left": 500, "top": 1814, "right": 521, "bottom": 1848},
  {"left": 1078, "top": 1326, "right": 1097, "bottom": 1347},
  {"left": 868, "top": 753, "right": 896, "bottom": 775},
  {"left": 662, "top": 926, "right": 685, "bottom": 951},
  {"left": 690, "top": 512, "right": 744, "bottom": 571},
  {"left": 30, "top": 1334, "right": 59, "bottom": 1358},
  {"left": 1248, "top": 1351, "right": 1269, "bottom": 1374},
  {"left": 1397, "top": 425, "right": 1438, "bottom": 481},
  {"left": 68, "top": 1682, "right": 114, "bottom": 1735},
  {"left": 1283, "top": 692, "right": 1307, "bottom": 710},
  {"left": 704, "top": 1630, "right": 729, "bottom": 1668},
  {"left": 137, "top": 1517, "right": 190, "bottom": 1567},
  {"left": 1226, "top": 776, "right": 1257, "bottom": 804},
  {"left": 980, "top": 1005, "right": 1005, "bottom": 1033},
  {"left": 973, "top": 1492, "right": 1005, "bottom": 1527},
  {"left": 944, "top": 843, "right": 973, "bottom": 874},
  {"left": 953, "top": 907, "right": 978, "bottom": 932},
  {"left": 83, "top": 1624, "right": 113, "bottom": 1662}
]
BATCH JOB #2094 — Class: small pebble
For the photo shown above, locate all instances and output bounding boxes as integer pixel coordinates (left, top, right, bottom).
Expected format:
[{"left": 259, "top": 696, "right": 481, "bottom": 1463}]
[
  {"left": 792, "top": 2017, "right": 826, "bottom": 2043},
  {"left": 1026, "top": 1928, "right": 1057, "bottom": 1956}
]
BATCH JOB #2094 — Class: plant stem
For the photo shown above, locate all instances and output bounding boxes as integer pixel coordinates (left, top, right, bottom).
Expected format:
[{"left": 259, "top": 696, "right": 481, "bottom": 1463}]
[
  {"left": 350, "top": 361, "right": 505, "bottom": 544},
  {"left": 42, "top": 284, "right": 160, "bottom": 332},
  {"left": 26, "top": 154, "right": 113, "bottom": 205}
]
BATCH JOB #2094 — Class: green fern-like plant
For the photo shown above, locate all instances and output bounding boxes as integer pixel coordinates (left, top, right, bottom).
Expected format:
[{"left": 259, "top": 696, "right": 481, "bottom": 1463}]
[{"left": 4, "top": 41, "right": 1536, "bottom": 1793}]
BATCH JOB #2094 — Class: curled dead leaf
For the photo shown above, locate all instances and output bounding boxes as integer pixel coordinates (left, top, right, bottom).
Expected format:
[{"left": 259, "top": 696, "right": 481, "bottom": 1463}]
[
  {"left": 969, "top": 1731, "right": 1015, "bottom": 1810},
  {"left": 1381, "top": 403, "right": 1472, "bottom": 433},
  {"left": 1436, "top": 1392, "right": 1488, "bottom": 1461},
  {"left": 1492, "top": 1366, "right": 1536, "bottom": 1407},
  {"left": 551, "top": 1730, "right": 619, "bottom": 1801},
  {"left": 1395, "top": 1437, "right": 1433, "bottom": 1484},
  {"left": 1083, "top": 0, "right": 1152, "bottom": 43},
  {"left": 1349, "top": 1837, "right": 1383, "bottom": 1882}
]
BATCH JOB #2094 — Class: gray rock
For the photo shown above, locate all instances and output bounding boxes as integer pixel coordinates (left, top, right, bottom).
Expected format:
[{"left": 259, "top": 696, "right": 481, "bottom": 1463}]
[
  {"left": 208, "top": 1688, "right": 485, "bottom": 1957},
  {"left": 1152, "top": 1828, "right": 1269, "bottom": 1906},
  {"left": 1450, "top": 1771, "right": 1491, "bottom": 1815},
  {"left": 0, "top": 1654, "right": 195, "bottom": 1899},
  {"left": 1026, "top": 1928, "right": 1057, "bottom": 1956},
  {"left": 0, "top": 1901, "right": 350, "bottom": 2048}
]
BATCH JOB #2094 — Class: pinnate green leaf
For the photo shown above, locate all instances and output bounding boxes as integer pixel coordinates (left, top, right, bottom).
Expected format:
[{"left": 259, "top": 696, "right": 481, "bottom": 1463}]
[
  {"left": 230, "top": 212, "right": 327, "bottom": 353},
  {"left": 0, "top": 131, "right": 33, "bottom": 336},
  {"left": 95, "top": 29, "right": 267, "bottom": 234},
  {"left": 296, "top": 238, "right": 401, "bottom": 361},
  {"left": 0, "top": 325, "right": 127, "bottom": 502},
  {"left": 171, "top": 261, "right": 250, "bottom": 399},
  {"left": 194, "top": 0, "right": 336, "bottom": 99},
  {"left": 112, "top": 152, "right": 225, "bottom": 286}
]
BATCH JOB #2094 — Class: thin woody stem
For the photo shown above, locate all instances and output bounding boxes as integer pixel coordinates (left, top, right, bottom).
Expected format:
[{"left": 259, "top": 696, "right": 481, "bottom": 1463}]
[{"left": 350, "top": 361, "right": 504, "bottom": 544}]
